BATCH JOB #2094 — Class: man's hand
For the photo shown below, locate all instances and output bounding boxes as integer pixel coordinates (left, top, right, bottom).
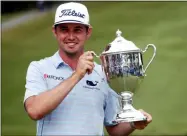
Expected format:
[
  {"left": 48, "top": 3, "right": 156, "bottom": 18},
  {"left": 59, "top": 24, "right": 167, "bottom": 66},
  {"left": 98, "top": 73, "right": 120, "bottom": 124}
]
[
  {"left": 132, "top": 109, "right": 152, "bottom": 130},
  {"left": 75, "top": 51, "right": 95, "bottom": 79}
]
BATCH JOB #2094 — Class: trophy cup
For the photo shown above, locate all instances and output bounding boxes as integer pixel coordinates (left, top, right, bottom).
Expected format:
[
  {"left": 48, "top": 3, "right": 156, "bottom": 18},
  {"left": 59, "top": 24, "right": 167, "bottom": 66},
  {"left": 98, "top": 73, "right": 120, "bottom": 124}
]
[{"left": 92, "top": 29, "right": 156, "bottom": 123}]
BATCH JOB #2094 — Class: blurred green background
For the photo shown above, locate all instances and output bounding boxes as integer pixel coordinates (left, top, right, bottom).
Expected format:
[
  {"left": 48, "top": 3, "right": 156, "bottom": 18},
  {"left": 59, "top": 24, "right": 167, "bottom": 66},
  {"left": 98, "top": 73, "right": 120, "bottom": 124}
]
[{"left": 2, "top": 1, "right": 187, "bottom": 135}]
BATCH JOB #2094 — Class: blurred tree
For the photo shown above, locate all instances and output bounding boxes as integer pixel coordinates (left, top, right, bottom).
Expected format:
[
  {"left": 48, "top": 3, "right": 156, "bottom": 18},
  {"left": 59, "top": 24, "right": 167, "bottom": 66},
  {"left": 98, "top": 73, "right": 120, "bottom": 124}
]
[
  {"left": 1, "top": 1, "right": 55, "bottom": 14},
  {"left": 2, "top": 1, "right": 36, "bottom": 14}
]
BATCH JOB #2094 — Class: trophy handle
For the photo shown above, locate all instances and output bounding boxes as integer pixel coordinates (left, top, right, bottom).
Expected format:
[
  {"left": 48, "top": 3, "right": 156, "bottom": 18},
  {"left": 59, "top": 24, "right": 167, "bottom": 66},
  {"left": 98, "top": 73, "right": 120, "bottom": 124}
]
[
  {"left": 91, "top": 51, "right": 100, "bottom": 58},
  {"left": 142, "top": 44, "right": 156, "bottom": 72}
]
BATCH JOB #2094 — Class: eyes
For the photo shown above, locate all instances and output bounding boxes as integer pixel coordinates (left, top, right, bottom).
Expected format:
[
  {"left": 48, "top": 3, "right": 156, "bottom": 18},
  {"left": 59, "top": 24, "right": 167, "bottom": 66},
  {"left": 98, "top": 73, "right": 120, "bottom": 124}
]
[
  {"left": 74, "top": 28, "right": 82, "bottom": 33},
  {"left": 60, "top": 27, "right": 83, "bottom": 33}
]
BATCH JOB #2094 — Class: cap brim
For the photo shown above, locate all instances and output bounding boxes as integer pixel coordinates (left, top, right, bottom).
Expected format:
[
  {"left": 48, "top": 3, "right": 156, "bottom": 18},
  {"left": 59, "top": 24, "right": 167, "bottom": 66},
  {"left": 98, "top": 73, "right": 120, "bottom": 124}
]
[{"left": 54, "top": 20, "right": 90, "bottom": 26}]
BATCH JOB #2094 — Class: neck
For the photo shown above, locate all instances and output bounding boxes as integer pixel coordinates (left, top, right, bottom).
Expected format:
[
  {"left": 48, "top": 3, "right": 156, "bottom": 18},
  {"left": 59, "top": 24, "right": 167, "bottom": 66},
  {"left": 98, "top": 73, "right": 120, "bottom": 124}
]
[{"left": 59, "top": 49, "right": 83, "bottom": 70}]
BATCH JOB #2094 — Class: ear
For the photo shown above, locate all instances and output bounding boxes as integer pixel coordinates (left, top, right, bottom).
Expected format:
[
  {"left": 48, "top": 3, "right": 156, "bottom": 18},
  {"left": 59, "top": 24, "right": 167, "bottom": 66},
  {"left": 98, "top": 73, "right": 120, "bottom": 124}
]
[
  {"left": 52, "top": 26, "right": 57, "bottom": 38},
  {"left": 86, "top": 26, "right": 92, "bottom": 39}
]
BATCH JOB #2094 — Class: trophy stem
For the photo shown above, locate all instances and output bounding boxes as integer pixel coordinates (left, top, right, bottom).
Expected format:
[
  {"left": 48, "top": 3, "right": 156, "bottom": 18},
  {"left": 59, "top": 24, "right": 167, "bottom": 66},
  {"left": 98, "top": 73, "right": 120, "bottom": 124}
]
[
  {"left": 116, "top": 91, "right": 147, "bottom": 123},
  {"left": 120, "top": 91, "right": 134, "bottom": 111}
]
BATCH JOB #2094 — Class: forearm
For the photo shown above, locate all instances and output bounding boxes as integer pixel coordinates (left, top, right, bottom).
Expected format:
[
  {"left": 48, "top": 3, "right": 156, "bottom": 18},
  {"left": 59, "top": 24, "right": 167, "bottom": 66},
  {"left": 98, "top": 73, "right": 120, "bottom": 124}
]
[
  {"left": 26, "top": 72, "right": 81, "bottom": 120},
  {"left": 106, "top": 122, "right": 135, "bottom": 136}
]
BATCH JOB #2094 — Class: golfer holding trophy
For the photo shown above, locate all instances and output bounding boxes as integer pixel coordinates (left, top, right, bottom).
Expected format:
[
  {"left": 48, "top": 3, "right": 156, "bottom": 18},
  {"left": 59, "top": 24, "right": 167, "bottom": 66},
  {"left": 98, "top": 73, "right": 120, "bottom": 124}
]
[{"left": 93, "top": 29, "right": 156, "bottom": 123}]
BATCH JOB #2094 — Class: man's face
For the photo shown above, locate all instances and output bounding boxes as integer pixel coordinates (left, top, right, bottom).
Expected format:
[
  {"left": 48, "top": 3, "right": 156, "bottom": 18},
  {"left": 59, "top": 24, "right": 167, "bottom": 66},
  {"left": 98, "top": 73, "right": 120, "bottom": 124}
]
[{"left": 53, "top": 23, "right": 92, "bottom": 55}]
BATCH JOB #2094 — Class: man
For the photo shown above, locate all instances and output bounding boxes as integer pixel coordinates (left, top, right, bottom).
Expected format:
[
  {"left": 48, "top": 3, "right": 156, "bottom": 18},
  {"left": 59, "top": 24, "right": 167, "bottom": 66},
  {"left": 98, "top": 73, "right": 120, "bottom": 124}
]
[{"left": 24, "top": 2, "right": 152, "bottom": 135}]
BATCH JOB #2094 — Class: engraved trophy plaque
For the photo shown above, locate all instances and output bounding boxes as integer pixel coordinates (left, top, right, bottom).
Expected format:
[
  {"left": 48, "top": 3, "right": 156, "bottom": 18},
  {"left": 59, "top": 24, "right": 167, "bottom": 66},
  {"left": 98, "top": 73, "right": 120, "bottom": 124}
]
[{"left": 93, "top": 29, "right": 156, "bottom": 123}]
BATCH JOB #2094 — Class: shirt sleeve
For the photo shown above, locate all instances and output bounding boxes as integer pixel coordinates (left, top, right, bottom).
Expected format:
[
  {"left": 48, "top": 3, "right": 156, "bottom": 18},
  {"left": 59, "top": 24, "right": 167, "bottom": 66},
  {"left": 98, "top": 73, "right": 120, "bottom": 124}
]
[
  {"left": 23, "top": 61, "right": 47, "bottom": 103},
  {"left": 104, "top": 84, "right": 120, "bottom": 126}
]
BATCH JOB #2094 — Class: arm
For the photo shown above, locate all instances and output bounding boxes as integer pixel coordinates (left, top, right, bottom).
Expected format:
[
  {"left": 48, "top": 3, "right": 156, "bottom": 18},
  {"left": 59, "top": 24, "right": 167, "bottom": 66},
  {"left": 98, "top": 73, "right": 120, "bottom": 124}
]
[
  {"left": 25, "top": 51, "right": 95, "bottom": 120},
  {"left": 106, "top": 122, "right": 135, "bottom": 136},
  {"left": 25, "top": 72, "right": 81, "bottom": 120}
]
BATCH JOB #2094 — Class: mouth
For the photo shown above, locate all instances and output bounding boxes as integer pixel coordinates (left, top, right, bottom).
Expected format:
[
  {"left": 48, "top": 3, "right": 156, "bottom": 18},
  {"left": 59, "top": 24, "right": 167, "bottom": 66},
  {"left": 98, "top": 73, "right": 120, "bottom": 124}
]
[{"left": 65, "top": 42, "right": 78, "bottom": 48}]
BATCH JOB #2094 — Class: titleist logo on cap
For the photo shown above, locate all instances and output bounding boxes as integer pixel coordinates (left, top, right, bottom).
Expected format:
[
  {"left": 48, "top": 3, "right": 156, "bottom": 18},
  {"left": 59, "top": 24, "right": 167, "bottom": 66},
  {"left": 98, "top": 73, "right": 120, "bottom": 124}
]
[{"left": 59, "top": 9, "right": 85, "bottom": 18}]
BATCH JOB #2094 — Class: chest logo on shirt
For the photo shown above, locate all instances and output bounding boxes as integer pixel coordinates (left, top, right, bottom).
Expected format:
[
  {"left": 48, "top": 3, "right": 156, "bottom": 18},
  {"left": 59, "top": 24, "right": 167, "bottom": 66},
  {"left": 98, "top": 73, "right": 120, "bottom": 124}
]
[
  {"left": 44, "top": 74, "right": 64, "bottom": 81},
  {"left": 83, "top": 80, "right": 100, "bottom": 90},
  {"left": 86, "top": 80, "right": 98, "bottom": 86}
]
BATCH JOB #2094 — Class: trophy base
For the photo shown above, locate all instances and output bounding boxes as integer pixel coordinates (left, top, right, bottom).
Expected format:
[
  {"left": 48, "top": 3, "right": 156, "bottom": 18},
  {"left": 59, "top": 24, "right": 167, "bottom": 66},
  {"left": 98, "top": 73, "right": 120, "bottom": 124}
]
[{"left": 116, "top": 109, "right": 147, "bottom": 123}]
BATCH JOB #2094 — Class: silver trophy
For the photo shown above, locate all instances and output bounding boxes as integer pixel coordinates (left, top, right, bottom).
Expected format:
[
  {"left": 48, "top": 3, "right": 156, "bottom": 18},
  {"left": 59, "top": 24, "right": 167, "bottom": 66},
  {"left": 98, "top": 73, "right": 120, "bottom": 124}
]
[{"left": 93, "top": 29, "right": 156, "bottom": 123}]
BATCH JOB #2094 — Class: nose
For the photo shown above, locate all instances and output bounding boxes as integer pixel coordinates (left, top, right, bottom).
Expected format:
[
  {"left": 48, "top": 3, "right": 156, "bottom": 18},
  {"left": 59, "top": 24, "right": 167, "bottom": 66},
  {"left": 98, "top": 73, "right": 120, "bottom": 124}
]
[{"left": 68, "top": 32, "right": 75, "bottom": 40}]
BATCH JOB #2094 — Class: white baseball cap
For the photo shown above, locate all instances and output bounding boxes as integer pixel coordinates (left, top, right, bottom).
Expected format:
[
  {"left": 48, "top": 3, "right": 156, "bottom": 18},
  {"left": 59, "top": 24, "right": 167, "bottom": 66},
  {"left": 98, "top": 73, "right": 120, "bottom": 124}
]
[{"left": 54, "top": 2, "right": 90, "bottom": 26}]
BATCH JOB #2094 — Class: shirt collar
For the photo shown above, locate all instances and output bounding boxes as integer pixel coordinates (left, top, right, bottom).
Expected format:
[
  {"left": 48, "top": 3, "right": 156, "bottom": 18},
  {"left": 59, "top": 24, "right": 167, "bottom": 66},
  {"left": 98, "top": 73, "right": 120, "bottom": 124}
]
[{"left": 52, "top": 51, "right": 66, "bottom": 69}]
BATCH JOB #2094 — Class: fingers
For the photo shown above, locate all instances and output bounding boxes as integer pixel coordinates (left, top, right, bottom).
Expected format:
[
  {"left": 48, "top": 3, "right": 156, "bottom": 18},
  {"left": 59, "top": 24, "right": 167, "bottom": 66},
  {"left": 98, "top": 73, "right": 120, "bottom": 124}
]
[
  {"left": 85, "top": 55, "right": 94, "bottom": 61},
  {"left": 133, "top": 109, "right": 152, "bottom": 130},
  {"left": 83, "top": 52, "right": 95, "bottom": 74},
  {"left": 76, "top": 51, "right": 95, "bottom": 78},
  {"left": 80, "top": 51, "right": 94, "bottom": 61},
  {"left": 84, "top": 60, "right": 95, "bottom": 75},
  {"left": 139, "top": 109, "right": 152, "bottom": 123},
  {"left": 134, "top": 121, "right": 147, "bottom": 130},
  {"left": 83, "top": 51, "right": 94, "bottom": 58}
]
